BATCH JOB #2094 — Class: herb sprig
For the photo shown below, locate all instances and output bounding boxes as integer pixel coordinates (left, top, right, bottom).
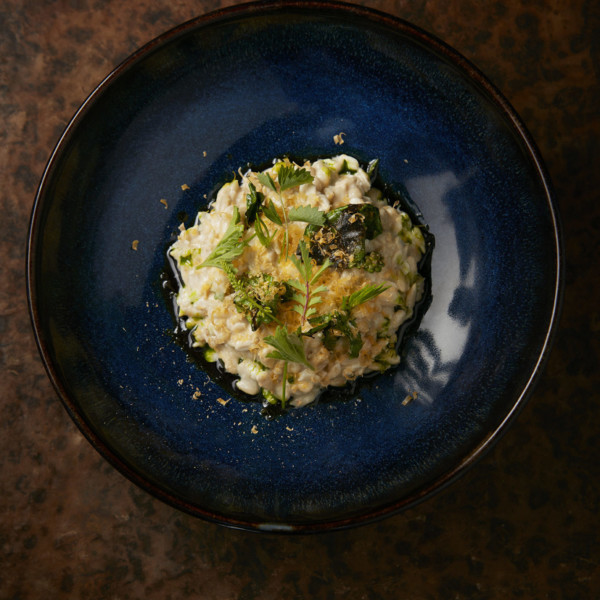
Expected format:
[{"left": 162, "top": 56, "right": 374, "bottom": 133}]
[
  {"left": 256, "top": 163, "right": 314, "bottom": 259},
  {"left": 246, "top": 183, "right": 277, "bottom": 248},
  {"left": 264, "top": 325, "right": 314, "bottom": 408},
  {"left": 198, "top": 206, "right": 249, "bottom": 269},
  {"left": 198, "top": 207, "right": 282, "bottom": 328},
  {"left": 306, "top": 283, "right": 389, "bottom": 358},
  {"left": 289, "top": 240, "right": 330, "bottom": 326}
]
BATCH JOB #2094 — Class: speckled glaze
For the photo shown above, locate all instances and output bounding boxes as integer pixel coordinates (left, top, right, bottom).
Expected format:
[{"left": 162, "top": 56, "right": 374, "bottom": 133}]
[{"left": 28, "top": 1, "right": 561, "bottom": 531}]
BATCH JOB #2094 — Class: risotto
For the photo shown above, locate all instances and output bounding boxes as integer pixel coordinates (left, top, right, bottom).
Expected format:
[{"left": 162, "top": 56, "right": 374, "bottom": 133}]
[{"left": 169, "top": 155, "right": 428, "bottom": 409}]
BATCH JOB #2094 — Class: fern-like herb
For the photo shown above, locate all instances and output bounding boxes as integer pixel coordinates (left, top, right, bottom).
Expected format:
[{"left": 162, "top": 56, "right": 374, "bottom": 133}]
[
  {"left": 341, "top": 283, "right": 390, "bottom": 312},
  {"left": 256, "top": 164, "right": 314, "bottom": 260},
  {"left": 288, "top": 240, "right": 330, "bottom": 326},
  {"left": 198, "top": 207, "right": 248, "bottom": 269}
]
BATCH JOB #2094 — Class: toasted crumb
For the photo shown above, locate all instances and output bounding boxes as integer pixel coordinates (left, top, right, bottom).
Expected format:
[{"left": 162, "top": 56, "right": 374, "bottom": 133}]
[
  {"left": 181, "top": 184, "right": 190, "bottom": 191},
  {"left": 251, "top": 425, "right": 258, "bottom": 434},
  {"left": 402, "top": 390, "right": 418, "bottom": 406},
  {"left": 203, "top": 150, "right": 207, "bottom": 157},
  {"left": 216, "top": 397, "right": 229, "bottom": 406},
  {"left": 160, "top": 198, "right": 168, "bottom": 209},
  {"left": 131, "top": 240, "right": 139, "bottom": 250},
  {"left": 177, "top": 379, "right": 184, "bottom": 386},
  {"left": 333, "top": 132, "right": 346, "bottom": 145},
  {"left": 192, "top": 389, "right": 202, "bottom": 400}
]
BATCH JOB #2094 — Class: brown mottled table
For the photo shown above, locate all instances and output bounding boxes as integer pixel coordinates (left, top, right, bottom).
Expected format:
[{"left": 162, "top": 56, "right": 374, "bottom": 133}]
[{"left": 2, "top": 1, "right": 599, "bottom": 597}]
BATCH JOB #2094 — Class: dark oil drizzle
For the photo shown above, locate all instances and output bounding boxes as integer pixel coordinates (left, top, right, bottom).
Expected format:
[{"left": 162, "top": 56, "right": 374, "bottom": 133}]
[{"left": 161, "top": 156, "right": 435, "bottom": 418}]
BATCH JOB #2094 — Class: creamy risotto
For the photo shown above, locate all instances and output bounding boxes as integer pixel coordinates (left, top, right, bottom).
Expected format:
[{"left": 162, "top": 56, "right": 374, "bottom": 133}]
[{"left": 169, "top": 155, "right": 428, "bottom": 409}]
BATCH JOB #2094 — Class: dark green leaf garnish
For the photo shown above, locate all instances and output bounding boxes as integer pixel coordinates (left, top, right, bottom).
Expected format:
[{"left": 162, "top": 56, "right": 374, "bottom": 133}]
[
  {"left": 304, "top": 204, "right": 383, "bottom": 270},
  {"left": 246, "top": 183, "right": 276, "bottom": 248},
  {"left": 245, "top": 183, "right": 263, "bottom": 225},
  {"left": 262, "top": 200, "right": 282, "bottom": 226},
  {"left": 366, "top": 158, "right": 379, "bottom": 183}
]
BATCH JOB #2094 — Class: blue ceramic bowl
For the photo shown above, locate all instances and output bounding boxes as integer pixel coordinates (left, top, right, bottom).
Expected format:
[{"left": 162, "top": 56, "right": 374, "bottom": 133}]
[{"left": 27, "top": 1, "right": 562, "bottom": 532}]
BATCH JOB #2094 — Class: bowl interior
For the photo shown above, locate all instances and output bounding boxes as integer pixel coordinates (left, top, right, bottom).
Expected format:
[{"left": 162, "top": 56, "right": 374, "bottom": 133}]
[{"left": 29, "top": 2, "right": 561, "bottom": 531}]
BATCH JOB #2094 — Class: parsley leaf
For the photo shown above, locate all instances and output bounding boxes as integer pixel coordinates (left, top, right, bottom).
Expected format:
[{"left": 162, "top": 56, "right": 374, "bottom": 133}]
[
  {"left": 277, "top": 164, "right": 314, "bottom": 191},
  {"left": 256, "top": 172, "right": 277, "bottom": 193},
  {"left": 255, "top": 164, "right": 315, "bottom": 260},
  {"left": 288, "top": 205, "right": 325, "bottom": 226}
]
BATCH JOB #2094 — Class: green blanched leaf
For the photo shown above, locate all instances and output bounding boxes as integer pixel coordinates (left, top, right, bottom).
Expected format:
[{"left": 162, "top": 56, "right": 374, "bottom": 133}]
[
  {"left": 199, "top": 207, "right": 247, "bottom": 268},
  {"left": 339, "top": 158, "right": 357, "bottom": 175},
  {"left": 245, "top": 183, "right": 263, "bottom": 225},
  {"left": 366, "top": 158, "right": 379, "bottom": 182},
  {"left": 179, "top": 253, "right": 193, "bottom": 266},
  {"left": 277, "top": 164, "right": 314, "bottom": 191},
  {"left": 304, "top": 203, "right": 383, "bottom": 270},
  {"left": 288, "top": 205, "right": 325, "bottom": 226},
  {"left": 265, "top": 326, "right": 314, "bottom": 370}
]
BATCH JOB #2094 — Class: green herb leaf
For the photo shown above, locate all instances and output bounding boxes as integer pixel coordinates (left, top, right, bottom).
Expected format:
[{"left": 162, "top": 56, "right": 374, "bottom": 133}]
[
  {"left": 254, "top": 215, "right": 276, "bottom": 248},
  {"left": 262, "top": 200, "right": 282, "bottom": 225},
  {"left": 288, "top": 205, "right": 326, "bottom": 226},
  {"left": 199, "top": 207, "right": 247, "bottom": 268},
  {"left": 289, "top": 240, "right": 330, "bottom": 325},
  {"left": 303, "top": 283, "right": 387, "bottom": 358},
  {"left": 341, "top": 283, "right": 389, "bottom": 312},
  {"left": 277, "top": 164, "right": 314, "bottom": 191},
  {"left": 264, "top": 326, "right": 314, "bottom": 370},
  {"left": 256, "top": 172, "right": 277, "bottom": 193},
  {"left": 255, "top": 165, "right": 314, "bottom": 260},
  {"left": 245, "top": 183, "right": 263, "bottom": 225},
  {"left": 366, "top": 158, "right": 379, "bottom": 182}
]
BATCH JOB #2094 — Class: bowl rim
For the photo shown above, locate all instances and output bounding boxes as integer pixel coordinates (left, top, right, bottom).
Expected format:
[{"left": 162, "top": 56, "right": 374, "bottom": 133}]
[{"left": 26, "top": 0, "right": 564, "bottom": 533}]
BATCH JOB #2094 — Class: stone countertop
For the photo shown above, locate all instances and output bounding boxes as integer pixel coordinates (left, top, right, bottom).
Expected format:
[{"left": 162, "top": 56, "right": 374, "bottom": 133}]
[{"left": 1, "top": 0, "right": 598, "bottom": 598}]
